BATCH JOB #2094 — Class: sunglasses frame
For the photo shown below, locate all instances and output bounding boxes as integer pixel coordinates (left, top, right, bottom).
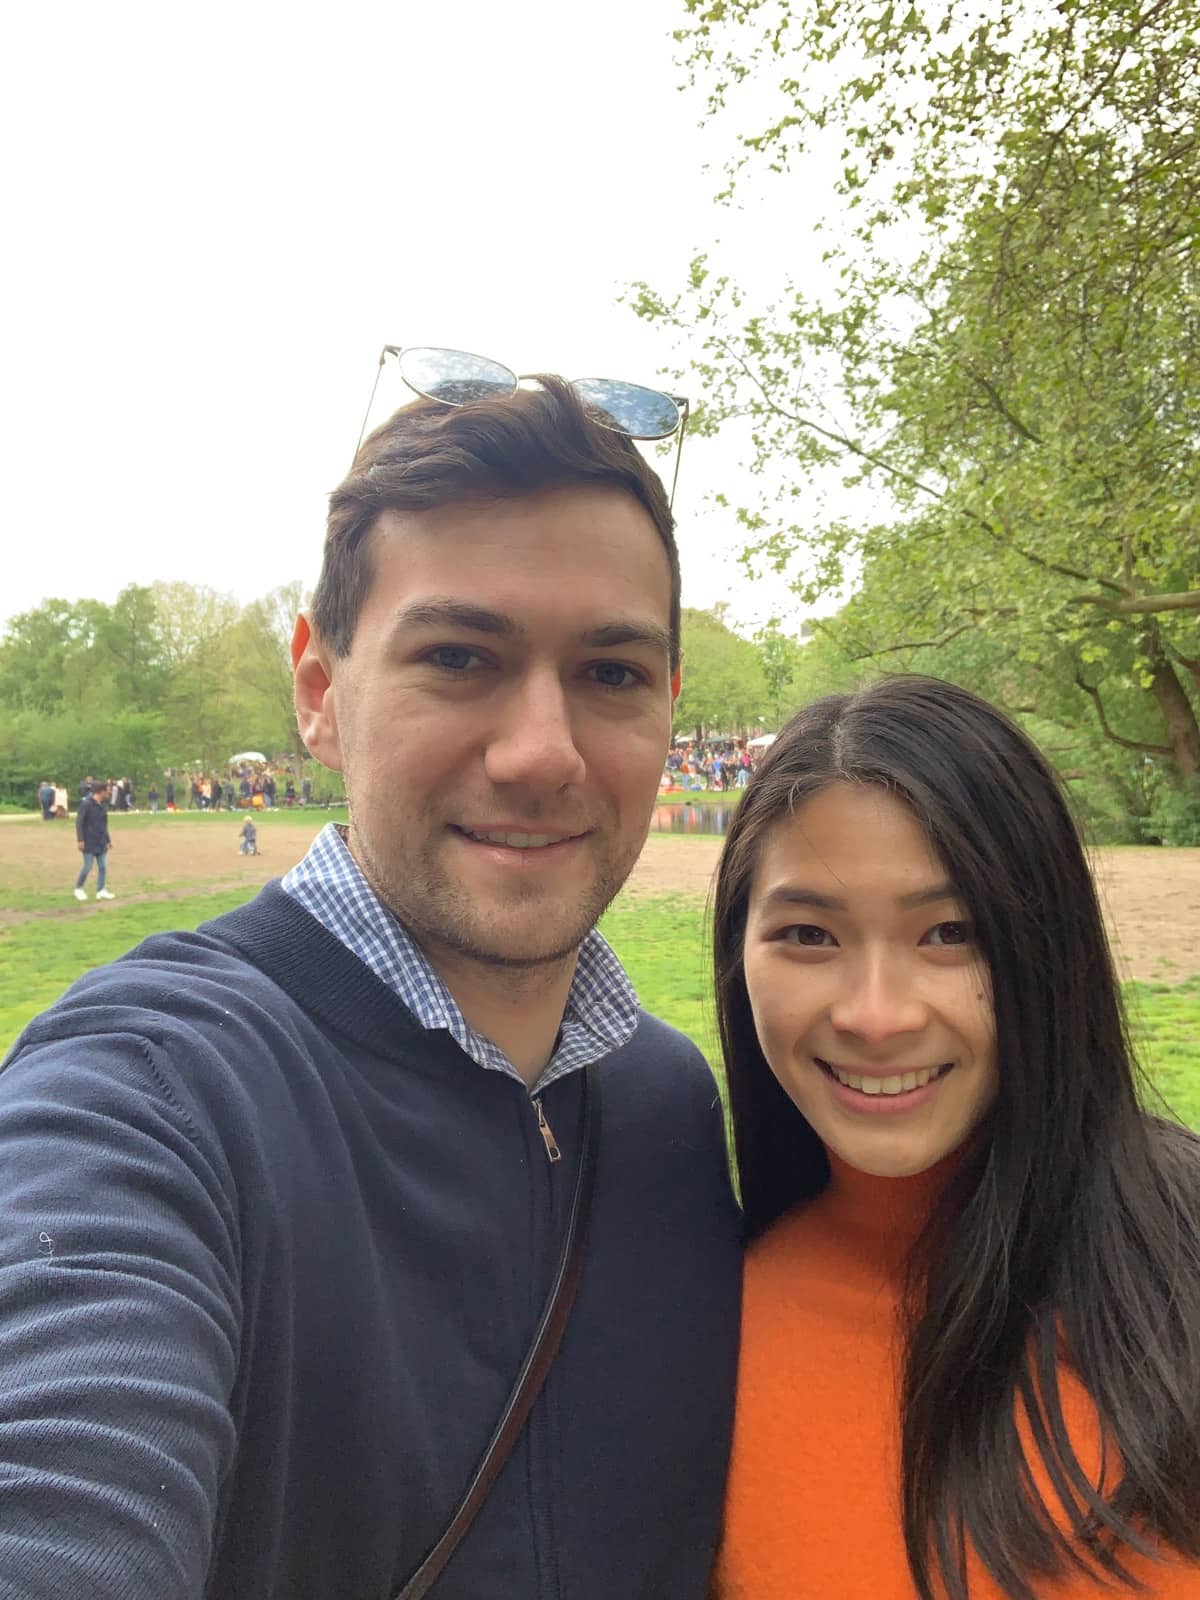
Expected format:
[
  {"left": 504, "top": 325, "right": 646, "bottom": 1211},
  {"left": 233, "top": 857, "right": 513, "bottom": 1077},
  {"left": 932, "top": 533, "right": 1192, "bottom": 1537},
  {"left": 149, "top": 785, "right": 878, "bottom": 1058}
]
[{"left": 354, "top": 344, "right": 690, "bottom": 509}]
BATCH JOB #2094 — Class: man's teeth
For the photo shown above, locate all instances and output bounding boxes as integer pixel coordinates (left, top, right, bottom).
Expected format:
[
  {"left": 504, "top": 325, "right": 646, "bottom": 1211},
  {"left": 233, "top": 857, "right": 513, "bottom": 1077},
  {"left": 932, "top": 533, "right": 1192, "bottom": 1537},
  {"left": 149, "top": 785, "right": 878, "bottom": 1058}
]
[
  {"left": 464, "top": 829, "right": 569, "bottom": 849},
  {"left": 829, "top": 1064, "right": 943, "bottom": 1095}
]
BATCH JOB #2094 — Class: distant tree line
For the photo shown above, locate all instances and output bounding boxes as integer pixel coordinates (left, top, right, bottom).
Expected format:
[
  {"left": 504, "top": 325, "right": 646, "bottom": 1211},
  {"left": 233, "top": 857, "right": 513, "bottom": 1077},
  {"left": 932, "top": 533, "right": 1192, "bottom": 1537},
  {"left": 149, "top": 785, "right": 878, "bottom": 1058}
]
[{"left": 0, "top": 580, "right": 341, "bottom": 808}]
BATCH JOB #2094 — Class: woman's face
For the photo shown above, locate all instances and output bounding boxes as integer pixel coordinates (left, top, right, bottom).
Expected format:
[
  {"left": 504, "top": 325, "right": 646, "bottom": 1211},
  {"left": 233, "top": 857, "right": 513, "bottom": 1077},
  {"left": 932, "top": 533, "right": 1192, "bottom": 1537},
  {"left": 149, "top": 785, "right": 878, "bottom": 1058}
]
[{"left": 742, "top": 782, "right": 999, "bottom": 1178}]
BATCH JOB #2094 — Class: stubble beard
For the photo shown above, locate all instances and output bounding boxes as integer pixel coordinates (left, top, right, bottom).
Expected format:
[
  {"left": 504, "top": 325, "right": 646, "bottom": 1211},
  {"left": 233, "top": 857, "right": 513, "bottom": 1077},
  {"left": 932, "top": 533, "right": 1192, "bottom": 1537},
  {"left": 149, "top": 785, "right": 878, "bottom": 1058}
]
[{"left": 350, "top": 813, "right": 639, "bottom": 972}]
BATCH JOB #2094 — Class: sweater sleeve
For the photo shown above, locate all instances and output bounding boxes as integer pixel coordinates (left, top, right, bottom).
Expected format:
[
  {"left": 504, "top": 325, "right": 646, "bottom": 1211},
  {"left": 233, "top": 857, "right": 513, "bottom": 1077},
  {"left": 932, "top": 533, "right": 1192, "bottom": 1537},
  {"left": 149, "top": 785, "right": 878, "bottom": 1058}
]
[{"left": 0, "top": 1030, "right": 241, "bottom": 1598}]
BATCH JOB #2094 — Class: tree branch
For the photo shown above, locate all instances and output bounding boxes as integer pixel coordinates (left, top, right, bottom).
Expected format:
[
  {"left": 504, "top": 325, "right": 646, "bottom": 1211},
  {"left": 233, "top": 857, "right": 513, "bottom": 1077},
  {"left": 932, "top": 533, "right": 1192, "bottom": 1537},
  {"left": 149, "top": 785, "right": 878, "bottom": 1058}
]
[
  {"left": 706, "top": 331, "right": 944, "bottom": 501},
  {"left": 846, "top": 619, "right": 979, "bottom": 658},
  {"left": 960, "top": 364, "right": 1043, "bottom": 445},
  {"left": 1067, "top": 590, "right": 1200, "bottom": 616},
  {"left": 1074, "top": 674, "right": 1173, "bottom": 755}
]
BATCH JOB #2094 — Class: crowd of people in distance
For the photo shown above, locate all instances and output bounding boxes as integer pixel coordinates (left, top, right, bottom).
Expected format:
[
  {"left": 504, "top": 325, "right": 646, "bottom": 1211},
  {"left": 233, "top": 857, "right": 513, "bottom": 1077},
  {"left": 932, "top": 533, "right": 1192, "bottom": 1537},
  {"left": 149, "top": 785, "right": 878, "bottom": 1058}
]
[
  {"left": 171, "top": 766, "right": 312, "bottom": 813},
  {"left": 44, "top": 764, "right": 317, "bottom": 819},
  {"left": 662, "top": 739, "right": 760, "bottom": 792}
]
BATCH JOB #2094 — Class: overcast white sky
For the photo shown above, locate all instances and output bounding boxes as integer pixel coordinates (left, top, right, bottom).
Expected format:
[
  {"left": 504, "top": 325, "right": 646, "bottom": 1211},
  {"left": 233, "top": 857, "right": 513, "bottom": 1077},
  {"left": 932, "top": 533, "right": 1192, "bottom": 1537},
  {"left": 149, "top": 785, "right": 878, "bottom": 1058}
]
[{"left": 1, "top": 0, "right": 842, "bottom": 638}]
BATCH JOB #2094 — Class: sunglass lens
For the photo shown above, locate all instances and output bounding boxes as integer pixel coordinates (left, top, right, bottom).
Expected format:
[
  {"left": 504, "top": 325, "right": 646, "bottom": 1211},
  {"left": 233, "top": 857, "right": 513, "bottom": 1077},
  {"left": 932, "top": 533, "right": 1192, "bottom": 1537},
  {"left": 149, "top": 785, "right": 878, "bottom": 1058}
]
[
  {"left": 399, "top": 347, "right": 517, "bottom": 406},
  {"left": 572, "top": 379, "right": 680, "bottom": 440}
]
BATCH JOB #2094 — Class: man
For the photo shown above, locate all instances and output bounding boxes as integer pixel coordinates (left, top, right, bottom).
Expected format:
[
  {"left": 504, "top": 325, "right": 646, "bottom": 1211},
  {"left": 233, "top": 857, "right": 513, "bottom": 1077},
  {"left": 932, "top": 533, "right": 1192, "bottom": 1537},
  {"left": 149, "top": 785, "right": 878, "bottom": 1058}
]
[
  {"left": 37, "top": 779, "right": 55, "bottom": 820},
  {"left": 72, "top": 778, "right": 114, "bottom": 901},
  {"left": 0, "top": 379, "right": 741, "bottom": 1598}
]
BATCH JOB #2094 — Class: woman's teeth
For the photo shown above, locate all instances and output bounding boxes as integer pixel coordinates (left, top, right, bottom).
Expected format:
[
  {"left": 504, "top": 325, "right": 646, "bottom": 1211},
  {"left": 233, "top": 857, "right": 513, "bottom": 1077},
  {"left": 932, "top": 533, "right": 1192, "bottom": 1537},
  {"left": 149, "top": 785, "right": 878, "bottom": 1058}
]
[{"left": 825, "top": 1062, "right": 948, "bottom": 1096}]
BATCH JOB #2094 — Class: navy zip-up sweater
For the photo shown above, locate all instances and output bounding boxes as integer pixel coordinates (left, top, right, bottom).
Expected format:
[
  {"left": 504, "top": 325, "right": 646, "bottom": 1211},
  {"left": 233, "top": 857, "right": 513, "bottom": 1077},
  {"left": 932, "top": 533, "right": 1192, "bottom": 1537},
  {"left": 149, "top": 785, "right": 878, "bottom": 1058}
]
[{"left": 0, "top": 884, "right": 741, "bottom": 1599}]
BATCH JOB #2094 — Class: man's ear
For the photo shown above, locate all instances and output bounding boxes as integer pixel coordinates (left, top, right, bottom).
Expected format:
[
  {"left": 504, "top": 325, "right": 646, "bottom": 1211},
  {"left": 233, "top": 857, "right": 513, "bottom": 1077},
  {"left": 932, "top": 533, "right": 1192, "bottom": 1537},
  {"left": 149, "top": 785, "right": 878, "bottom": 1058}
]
[
  {"left": 670, "top": 665, "right": 682, "bottom": 703},
  {"left": 292, "top": 612, "right": 344, "bottom": 773}
]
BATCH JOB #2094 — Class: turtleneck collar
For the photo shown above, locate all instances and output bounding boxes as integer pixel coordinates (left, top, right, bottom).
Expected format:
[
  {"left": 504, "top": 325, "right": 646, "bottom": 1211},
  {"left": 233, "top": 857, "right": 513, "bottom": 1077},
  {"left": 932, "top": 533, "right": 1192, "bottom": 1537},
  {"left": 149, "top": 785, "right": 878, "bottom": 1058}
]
[{"left": 814, "top": 1144, "right": 967, "bottom": 1274}]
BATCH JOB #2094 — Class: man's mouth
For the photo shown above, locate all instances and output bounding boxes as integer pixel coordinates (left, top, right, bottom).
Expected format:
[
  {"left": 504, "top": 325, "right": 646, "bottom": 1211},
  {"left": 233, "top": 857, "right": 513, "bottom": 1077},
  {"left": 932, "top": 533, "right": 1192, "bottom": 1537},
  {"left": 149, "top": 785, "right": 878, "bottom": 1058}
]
[
  {"left": 816, "top": 1058, "right": 954, "bottom": 1097},
  {"left": 452, "top": 825, "right": 584, "bottom": 851}
]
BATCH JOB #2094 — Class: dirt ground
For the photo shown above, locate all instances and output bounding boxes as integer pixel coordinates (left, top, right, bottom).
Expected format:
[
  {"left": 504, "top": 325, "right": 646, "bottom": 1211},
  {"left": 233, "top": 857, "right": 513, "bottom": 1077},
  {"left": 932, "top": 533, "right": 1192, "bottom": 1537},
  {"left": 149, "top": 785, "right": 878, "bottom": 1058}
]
[{"left": 2, "top": 816, "right": 1198, "bottom": 983}]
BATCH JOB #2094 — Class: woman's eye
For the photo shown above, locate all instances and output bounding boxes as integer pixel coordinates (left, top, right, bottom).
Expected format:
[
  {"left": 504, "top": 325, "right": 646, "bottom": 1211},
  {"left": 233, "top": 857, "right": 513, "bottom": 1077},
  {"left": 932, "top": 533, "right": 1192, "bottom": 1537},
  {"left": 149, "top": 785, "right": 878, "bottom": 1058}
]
[
  {"left": 588, "top": 662, "right": 641, "bottom": 689},
  {"left": 428, "top": 646, "right": 481, "bottom": 672},
  {"left": 781, "top": 924, "right": 835, "bottom": 948},
  {"left": 924, "top": 920, "right": 974, "bottom": 947}
]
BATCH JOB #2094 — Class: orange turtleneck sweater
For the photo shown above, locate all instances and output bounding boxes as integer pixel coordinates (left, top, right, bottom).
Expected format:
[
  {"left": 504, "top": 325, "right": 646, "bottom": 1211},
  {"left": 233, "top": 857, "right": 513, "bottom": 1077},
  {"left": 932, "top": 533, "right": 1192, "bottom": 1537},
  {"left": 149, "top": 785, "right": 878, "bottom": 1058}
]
[{"left": 715, "top": 1152, "right": 1199, "bottom": 1599}]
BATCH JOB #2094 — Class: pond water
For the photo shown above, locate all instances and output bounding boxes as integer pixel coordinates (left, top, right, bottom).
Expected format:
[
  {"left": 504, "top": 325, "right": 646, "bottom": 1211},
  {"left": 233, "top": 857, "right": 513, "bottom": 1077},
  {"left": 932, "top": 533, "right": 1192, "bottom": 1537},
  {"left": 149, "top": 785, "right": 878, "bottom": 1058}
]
[{"left": 650, "top": 803, "right": 737, "bottom": 836}]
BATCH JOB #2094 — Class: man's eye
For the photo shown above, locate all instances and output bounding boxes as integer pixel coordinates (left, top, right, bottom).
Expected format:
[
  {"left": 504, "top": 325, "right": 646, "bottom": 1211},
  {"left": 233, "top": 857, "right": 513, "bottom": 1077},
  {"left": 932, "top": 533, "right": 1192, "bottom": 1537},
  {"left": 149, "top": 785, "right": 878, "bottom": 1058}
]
[
  {"left": 428, "top": 646, "right": 481, "bottom": 672},
  {"left": 781, "top": 925, "right": 835, "bottom": 947},
  {"left": 588, "top": 662, "right": 642, "bottom": 689},
  {"left": 924, "top": 921, "right": 974, "bottom": 946}
]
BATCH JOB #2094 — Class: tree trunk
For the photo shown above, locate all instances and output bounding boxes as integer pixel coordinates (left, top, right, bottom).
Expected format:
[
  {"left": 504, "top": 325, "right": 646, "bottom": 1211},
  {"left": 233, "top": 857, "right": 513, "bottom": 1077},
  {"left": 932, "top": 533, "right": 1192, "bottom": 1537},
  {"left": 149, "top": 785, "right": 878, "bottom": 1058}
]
[{"left": 1146, "top": 627, "right": 1200, "bottom": 780}]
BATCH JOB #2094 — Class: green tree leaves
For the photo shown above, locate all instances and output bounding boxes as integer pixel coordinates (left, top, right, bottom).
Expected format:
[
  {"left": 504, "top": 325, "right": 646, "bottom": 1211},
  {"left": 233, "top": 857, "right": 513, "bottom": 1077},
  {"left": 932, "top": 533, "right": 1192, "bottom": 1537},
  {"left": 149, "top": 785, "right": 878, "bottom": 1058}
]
[
  {"left": 0, "top": 582, "right": 306, "bottom": 804},
  {"left": 640, "top": 0, "right": 1200, "bottom": 805}
]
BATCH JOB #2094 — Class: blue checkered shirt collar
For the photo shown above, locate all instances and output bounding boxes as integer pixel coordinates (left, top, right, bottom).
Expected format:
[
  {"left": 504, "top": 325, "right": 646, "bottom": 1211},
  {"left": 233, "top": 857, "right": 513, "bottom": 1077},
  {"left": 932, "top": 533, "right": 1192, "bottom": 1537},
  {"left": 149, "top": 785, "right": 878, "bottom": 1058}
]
[{"left": 281, "top": 823, "right": 639, "bottom": 1091}]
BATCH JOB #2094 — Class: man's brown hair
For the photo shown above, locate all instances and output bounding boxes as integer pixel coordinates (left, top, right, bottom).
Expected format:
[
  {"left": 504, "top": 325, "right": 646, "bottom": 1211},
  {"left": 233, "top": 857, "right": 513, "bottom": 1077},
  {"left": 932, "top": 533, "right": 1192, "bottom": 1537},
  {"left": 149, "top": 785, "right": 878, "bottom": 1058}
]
[{"left": 312, "top": 376, "right": 681, "bottom": 662}]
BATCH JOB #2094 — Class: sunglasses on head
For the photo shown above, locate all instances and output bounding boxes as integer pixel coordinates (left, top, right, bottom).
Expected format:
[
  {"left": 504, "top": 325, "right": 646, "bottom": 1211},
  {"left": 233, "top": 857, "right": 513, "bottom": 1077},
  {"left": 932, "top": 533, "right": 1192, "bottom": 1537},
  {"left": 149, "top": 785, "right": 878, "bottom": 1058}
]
[{"left": 355, "top": 345, "right": 690, "bottom": 508}]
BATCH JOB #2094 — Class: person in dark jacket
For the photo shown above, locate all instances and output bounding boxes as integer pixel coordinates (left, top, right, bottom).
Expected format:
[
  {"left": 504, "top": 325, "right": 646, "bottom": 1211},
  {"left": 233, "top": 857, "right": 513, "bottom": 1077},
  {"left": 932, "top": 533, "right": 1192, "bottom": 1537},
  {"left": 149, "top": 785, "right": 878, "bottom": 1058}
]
[
  {"left": 0, "top": 371, "right": 740, "bottom": 1599},
  {"left": 72, "top": 779, "right": 113, "bottom": 900}
]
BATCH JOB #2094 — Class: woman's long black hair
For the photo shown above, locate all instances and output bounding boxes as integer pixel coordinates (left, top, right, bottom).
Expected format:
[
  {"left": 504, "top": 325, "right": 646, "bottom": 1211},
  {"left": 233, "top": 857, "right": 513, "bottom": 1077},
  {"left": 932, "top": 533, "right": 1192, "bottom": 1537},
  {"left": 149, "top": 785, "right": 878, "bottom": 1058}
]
[{"left": 714, "top": 676, "right": 1200, "bottom": 1600}]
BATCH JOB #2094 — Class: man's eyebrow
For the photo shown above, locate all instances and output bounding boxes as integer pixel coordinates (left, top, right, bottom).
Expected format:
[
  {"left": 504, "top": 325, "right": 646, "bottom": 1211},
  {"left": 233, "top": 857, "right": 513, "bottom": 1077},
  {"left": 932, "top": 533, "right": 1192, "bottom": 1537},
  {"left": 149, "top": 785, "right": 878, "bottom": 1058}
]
[
  {"left": 580, "top": 621, "right": 673, "bottom": 657},
  {"left": 387, "top": 600, "right": 522, "bottom": 638},
  {"left": 386, "top": 603, "right": 672, "bottom": 657},
  {"left": 757, "top": 881, "right": 961, "bottom": 913}
]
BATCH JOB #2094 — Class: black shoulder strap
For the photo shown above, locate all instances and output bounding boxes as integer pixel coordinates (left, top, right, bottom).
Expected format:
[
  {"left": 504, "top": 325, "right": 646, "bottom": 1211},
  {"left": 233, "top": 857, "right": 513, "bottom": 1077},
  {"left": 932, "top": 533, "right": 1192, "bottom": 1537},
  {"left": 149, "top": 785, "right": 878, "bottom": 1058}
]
[{"left": 393, "top": 1058, "right": 602, "bottom": 1600}]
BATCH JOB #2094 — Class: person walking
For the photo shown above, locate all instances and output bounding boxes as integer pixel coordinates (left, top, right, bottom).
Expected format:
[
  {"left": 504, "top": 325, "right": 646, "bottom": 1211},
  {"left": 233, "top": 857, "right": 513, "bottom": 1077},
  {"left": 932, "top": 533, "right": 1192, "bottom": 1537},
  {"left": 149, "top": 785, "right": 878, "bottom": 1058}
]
[
  {"left": 72, "top": 780, "right": 114, "bottom": 901},
  {"left": 148, "top": 784, "right": 159, "bottom": 814},
  {"left": 37, "top": 780, "right": 55, "bottom": 821}
]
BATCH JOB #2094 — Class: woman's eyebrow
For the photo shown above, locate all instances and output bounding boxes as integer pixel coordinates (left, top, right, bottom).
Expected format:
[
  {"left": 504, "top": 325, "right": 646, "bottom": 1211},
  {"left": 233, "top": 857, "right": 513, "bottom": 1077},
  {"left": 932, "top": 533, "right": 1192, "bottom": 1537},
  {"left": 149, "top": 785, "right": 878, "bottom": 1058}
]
[
  {"left": 756, "top": 881, "right": 960, "bottom": 913},
  {"left": 896, "top": 882, "right": 960, "bottom": 909}
]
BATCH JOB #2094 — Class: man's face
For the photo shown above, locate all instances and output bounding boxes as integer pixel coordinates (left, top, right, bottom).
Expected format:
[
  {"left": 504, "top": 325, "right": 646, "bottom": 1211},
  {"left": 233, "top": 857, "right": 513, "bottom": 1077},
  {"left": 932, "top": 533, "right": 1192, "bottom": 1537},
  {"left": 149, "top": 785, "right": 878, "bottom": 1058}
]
[{"left": 294, "top": 485, "right": 676, "bottom": 971}]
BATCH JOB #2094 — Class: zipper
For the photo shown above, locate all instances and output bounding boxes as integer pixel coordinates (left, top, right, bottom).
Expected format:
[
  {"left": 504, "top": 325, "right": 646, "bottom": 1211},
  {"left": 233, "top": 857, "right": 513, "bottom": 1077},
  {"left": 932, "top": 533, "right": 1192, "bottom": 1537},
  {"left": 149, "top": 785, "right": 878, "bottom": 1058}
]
[
  {"left": 528, "top": 1086, "right": 565, "bottom": 1599},
  {"left": 533, "top": 1096, "right": 561, "bottom": 1163}
]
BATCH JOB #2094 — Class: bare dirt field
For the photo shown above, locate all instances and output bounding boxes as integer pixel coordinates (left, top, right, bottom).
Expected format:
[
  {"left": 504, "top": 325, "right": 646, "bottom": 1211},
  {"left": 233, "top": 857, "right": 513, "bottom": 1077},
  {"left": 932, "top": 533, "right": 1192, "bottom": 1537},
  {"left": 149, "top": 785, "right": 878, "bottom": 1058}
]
[{"left": 2, "top": 816, "right": 1197, "bottom": 983}]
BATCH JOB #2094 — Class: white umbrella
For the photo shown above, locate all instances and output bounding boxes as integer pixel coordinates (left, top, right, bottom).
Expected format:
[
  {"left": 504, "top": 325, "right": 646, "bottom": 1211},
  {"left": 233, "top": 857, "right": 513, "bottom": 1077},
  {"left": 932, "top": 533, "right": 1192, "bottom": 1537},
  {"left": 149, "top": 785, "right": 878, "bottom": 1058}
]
[
  {"left": 228, "top": 750, "right": 267, "bottom": 763},
  {"left": 747, "top": 733, "right": 776, "bottom": 748}
]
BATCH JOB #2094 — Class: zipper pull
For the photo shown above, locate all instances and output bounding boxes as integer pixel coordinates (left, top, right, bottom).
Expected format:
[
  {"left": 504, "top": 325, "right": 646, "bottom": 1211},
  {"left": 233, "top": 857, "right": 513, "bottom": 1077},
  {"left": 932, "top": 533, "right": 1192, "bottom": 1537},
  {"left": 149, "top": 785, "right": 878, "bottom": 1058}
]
[{"left": 534, "top": 1098, "right": 561, "bottom": 1163}]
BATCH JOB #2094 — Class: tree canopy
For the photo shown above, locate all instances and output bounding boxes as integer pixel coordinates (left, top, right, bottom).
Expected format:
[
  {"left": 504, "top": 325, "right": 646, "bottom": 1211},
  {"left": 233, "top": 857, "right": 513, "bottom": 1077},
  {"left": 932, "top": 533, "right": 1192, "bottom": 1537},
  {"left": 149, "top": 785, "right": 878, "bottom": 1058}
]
[{"left": 635, "top": 0, "right": 1200, "bottom": 796}]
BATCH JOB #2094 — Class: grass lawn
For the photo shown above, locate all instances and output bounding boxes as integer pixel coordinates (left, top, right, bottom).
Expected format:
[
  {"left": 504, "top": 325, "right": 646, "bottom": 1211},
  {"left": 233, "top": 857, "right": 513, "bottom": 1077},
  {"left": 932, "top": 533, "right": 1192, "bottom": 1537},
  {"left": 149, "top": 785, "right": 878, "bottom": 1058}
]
[{"left": 1, "top": 834, "right": 1197, "bottom": 1131}]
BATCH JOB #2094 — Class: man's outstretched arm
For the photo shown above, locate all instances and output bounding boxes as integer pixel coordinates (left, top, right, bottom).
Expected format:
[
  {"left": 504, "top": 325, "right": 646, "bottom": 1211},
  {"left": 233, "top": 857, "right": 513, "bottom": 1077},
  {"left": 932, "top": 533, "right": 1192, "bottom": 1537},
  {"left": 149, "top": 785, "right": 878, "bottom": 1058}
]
[{"left": 0, "top": 1030, "right": 241, "bottom": 1598}]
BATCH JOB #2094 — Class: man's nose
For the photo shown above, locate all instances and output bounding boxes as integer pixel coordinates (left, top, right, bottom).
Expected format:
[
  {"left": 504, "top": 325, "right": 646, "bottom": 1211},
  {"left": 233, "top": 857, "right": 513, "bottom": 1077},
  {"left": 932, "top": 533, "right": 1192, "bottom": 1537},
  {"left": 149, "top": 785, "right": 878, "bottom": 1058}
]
[
  {"left": 828, "top": 954, "right": 929, "bottom": 1045},
  {"left": 482, "top": 668, "right": 587, "bottom": 792}
]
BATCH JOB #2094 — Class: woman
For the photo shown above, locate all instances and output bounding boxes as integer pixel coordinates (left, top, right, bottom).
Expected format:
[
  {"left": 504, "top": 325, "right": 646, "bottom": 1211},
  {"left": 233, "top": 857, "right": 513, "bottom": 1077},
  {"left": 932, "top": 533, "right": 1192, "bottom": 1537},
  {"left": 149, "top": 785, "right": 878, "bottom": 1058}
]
[{"left": 712, "top": 676, "right": 1200, "bottom": 1599}]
